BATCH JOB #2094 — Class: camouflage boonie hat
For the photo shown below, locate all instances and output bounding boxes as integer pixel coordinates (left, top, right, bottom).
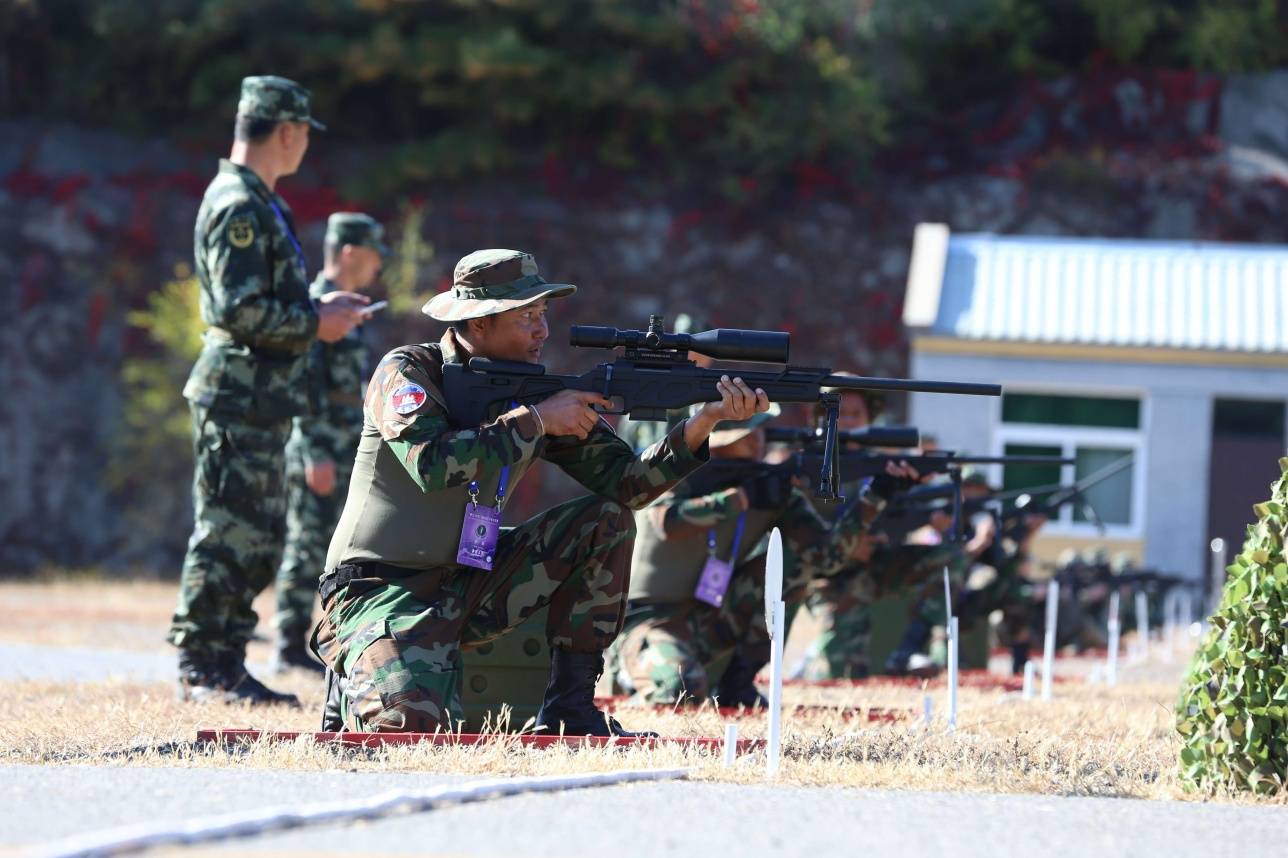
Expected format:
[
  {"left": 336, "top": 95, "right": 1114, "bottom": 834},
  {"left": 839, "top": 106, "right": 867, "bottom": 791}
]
[
  {"left": 237, "top": 75, "right": 326, "bottom": 130},
  {"left": 709, "top": 403, "right": 781, "bottom": 448},
  {"left": 423, "top": 249, "right": 576, "bottom": 322},
  {"left": 326, "top": 212, "right": 392, "bottom": 258}
]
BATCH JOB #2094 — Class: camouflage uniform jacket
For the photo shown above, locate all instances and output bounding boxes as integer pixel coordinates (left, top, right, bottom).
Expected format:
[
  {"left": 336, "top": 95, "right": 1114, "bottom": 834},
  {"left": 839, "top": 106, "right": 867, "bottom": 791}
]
[
  {"left": 628, "top": 476, "right": 879, "bottom": 604},
  {"left": 289, "top": 275, "right": 368, "bottom": 468},
  {"left": 183, "top": 159, "right": 318, "bottom": 422},
  {"left": 323, "top": 329, "right": 708, "bottom": 574}
]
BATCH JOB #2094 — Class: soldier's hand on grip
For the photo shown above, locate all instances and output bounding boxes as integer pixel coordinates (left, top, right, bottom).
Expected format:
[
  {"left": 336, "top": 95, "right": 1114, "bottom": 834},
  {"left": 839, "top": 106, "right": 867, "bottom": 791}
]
[{"left": 532, "top": 391, "right": 613, "bottom": 440}]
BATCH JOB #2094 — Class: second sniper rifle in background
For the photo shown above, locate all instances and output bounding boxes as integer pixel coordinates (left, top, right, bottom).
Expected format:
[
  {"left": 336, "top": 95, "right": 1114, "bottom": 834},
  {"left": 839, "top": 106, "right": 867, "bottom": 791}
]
[{"left": 442, "top": 315, "right": 1003, "bottom": 501}]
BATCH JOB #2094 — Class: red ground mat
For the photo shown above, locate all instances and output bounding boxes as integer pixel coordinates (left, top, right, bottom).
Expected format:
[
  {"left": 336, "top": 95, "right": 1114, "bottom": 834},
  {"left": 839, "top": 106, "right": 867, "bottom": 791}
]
[
  {"left": 593, "top": 697, "right": 910, "bottom": 723},
  {"left": 196, "top": 729, "right": 766, "bottom": 753},
  {"left": 783, "top": 669, "right": 1077, "bottom": 693}
]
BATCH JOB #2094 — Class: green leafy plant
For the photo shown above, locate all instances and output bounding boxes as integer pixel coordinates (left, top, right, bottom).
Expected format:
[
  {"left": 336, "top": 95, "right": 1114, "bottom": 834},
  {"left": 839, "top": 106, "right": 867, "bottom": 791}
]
[
  {"left": 108, "top": 270, "right": 205, "bottom": 565},
  {"left": 1176, "top": 457, "right": 1288, "bottom": 795}
]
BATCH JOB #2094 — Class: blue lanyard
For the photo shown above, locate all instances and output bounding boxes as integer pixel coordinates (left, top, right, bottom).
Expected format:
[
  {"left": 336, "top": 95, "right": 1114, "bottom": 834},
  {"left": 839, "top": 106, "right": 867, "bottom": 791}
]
[
  {"left": 467, "top": 401, "right": 516, "bottom": 508},
  {"left": 707, "top": 512, "right": 748, "bottom": 564},
  {"left": 267, "top": 199, "right": 306, "bottom": 270}
]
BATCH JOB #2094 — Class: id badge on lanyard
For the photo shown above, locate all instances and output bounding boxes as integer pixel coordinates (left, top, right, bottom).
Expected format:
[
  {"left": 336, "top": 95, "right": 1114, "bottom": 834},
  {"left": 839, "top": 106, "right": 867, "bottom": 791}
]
[
  {"left": 694, "top": 512, "right": 747, "bottom": 608},
  {"left": 456, "top": 401, "right": 516, "bottom": 572}
]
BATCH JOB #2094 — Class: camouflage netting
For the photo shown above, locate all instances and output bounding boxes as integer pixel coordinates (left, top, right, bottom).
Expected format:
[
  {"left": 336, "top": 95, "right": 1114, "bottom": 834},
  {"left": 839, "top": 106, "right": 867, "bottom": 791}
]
[{"left": 1176, "top": 458, "right": 1288, "bottom": 795}]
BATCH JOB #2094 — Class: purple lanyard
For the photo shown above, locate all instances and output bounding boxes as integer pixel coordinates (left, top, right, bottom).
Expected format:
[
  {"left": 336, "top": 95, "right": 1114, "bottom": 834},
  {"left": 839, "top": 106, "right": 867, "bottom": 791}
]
[{"left": 707, "top": 512, "right": 748, "bottom": 564}]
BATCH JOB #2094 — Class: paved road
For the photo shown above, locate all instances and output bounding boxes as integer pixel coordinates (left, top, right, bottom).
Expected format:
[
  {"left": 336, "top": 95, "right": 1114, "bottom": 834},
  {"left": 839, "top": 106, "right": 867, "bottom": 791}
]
[
  {"left": 7, "top": 764, "right": 1287, "bottom": 858},
  {"left": 0, "top": 643, "right": 271, "bottom": 684}
]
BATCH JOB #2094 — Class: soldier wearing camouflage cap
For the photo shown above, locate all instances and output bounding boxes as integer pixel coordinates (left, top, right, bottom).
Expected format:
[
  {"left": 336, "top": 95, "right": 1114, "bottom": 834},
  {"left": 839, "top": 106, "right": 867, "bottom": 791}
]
[
  {"left": 273, "top": 213, "right": 391, "bottom": 673},
  {"left": 311, "top": 249, "right": 770, "bottom": 736},
  {"left": 168, "top": 76, "right": 370, "bottom": 705}
]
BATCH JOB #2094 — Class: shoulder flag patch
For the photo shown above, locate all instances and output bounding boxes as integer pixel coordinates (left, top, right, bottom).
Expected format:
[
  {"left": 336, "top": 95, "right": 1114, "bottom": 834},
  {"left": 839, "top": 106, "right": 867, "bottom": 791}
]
[{"left": 389, "top": 382, "right": 428, "bottom": 415}]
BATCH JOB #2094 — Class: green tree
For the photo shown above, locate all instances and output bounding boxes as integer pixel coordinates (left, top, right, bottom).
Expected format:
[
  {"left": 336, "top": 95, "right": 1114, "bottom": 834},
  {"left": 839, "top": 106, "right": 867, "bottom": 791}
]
[{"left": 1177, "top": 458, "right": 1288, "bottom": 795}]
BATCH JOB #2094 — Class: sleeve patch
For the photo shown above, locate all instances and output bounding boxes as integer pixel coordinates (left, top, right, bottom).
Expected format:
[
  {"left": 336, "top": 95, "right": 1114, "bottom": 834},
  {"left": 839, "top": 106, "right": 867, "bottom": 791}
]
[
  {"left": 389, "top": 382, "right": 428, "bottom": 414},
  {"left": 227, "top": 215, "right": 255, "bottom": 249}
]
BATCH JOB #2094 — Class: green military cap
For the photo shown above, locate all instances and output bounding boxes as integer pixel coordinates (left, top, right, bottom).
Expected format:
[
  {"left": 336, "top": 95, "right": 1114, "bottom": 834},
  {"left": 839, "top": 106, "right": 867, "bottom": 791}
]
[
  {"left": 709, "top": 403, "right": 781, "bottom": 448},
  {"left": 238, "top": 75, "right": 326, "bottom": 130},
  {"left": 959, "top": 467, "right": 993, "bottom": 490},
  {"left": 423, "top": 249, "right": 576, "bottom": 322},
  {"left": 326, "top": 212, "right": 391, "bottom": 258}
]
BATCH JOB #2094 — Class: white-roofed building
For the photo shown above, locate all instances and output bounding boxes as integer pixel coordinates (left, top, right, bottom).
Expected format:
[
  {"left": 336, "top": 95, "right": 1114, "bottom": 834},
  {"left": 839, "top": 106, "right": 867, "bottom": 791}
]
[{"left": 904, "top": 225, "right": 1288, "bottom": 583}]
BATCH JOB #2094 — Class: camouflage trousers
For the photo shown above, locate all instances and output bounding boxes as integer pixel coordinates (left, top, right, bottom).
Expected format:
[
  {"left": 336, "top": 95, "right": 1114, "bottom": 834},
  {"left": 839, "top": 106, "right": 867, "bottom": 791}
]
[
  {"left": 168, "top": 405, "right": 289, "bottom": 660},
  {"left": 311, "top": 494, "right": 635, "bottom": 732},
  {"left": 616, "top": 554, "right": 774, "bottom": 704},
  {"left": 274, "top": 444, "right": 353, "bottom": 642},
  {"left": 801, "top": 543, "right": 966, "bottom": 679},
  {"left": 799, "top": 568, "right": 873, "bottom": 679}
]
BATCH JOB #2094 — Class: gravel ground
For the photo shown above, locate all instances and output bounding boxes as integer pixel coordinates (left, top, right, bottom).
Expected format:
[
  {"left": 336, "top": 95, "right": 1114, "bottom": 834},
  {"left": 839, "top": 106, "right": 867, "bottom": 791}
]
[{"left": 7, "top": 764, "right": 1287, "bottom": 858}]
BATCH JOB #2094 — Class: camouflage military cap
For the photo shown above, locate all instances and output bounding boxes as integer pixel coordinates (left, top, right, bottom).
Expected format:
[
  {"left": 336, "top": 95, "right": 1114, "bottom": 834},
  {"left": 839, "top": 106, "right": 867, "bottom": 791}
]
[
  {"left": 238, "top": 75, "right": 326, "bottom": 130},
  {"left": 709, "top": 403, "right": 781, "bottom": 448},
  {"left": 326, "top": 212, "right": 392, "bottom": 258},
  {"left": 959, "top": 467, "right": 993, "bottom": 490},
  {"left": 423, "top": 249, "right": 576, "bottom": 322}
]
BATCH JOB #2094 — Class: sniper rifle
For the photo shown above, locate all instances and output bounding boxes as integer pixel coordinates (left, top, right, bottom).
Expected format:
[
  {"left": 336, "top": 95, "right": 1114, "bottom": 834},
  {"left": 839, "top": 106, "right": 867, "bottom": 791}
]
[{"left": 441, "top": 315, "right": 1002, "bottom": 502}]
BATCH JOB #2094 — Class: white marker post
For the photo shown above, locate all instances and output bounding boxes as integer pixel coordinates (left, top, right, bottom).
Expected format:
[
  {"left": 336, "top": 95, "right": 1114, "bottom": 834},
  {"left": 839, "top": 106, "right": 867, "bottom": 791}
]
[
  {"left": 1135, "top": 591, "right": 1149, "bottom": 662},
  {"left": 947, "top": 616, "right": 959, "bottom": 731},
  {"left": 1106, "top": 591, "right": 1120, "bottom": 688},
  {"left": 1041, "top": 579, "right": 1059, "bottom": 700},
  {"left": 1022, "top": 661, "right": 1035, "bottom": 700},
  {"left": 765, "top": 528, "right": 785, "bottom": 778},
  {"left": 723, "top": 724, "right": 738, "bottom": 768},
  {"left": 943, "top": 566, "right": 953, "bottom": 626},
  {"left": 1207, "top": 538, "right": 1227, "bottom": 621}
]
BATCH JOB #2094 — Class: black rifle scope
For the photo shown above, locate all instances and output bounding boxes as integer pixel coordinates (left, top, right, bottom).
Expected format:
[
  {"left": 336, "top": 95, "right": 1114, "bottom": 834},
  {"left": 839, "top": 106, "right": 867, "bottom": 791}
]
[{"left": 570, "top": 319, "right": 791, "bottom": 364}]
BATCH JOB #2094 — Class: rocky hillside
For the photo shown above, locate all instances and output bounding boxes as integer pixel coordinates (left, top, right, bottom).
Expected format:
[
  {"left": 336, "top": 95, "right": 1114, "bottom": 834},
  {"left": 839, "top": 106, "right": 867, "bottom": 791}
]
[{"left": 5, "top": 68, "right": 1288, "bottom": 573}]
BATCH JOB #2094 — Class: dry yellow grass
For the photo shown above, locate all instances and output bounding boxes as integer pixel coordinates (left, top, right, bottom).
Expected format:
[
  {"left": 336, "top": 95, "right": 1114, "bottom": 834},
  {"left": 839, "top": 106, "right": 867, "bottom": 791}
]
[{"left": 0, "top": 576, "right": 1274, "bottom": 804}]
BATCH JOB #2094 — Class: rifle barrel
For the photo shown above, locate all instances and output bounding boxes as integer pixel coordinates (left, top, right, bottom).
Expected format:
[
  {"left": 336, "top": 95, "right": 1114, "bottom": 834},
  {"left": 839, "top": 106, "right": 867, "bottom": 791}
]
[{"left": 824, "top": 374, "right": 1001, "bottom": 397}]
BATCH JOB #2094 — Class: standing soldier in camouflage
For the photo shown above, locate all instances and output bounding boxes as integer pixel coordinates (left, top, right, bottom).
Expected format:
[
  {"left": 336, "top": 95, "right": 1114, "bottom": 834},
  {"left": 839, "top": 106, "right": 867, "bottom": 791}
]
[
  {"left": 311, "top": 249, "right": 768, "bottom": 735},
  {"left": 273, "top": 213, "right": 391, "bottom": 673},
  {"left": 169, "top": 76, "right": 369, "bottom": 704}
]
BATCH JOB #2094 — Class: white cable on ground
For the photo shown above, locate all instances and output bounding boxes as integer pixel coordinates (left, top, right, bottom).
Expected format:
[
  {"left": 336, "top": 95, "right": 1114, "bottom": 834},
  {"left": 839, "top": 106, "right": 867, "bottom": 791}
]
[{"left": 35, "top": 768, "right": 689, "bottom": 858}]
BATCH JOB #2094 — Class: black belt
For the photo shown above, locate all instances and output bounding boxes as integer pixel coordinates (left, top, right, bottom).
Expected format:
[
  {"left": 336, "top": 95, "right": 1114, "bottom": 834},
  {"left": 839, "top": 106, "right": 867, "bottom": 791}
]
[{"left": 318, "top": 561, "right": 422, "bottom": 604}]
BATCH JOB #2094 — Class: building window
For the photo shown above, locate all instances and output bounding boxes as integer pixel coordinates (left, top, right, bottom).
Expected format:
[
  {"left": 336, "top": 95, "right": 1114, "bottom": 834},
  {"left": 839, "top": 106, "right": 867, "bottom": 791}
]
[{"left": 995, "top": 393, "right": 1143, "bottom": 538}]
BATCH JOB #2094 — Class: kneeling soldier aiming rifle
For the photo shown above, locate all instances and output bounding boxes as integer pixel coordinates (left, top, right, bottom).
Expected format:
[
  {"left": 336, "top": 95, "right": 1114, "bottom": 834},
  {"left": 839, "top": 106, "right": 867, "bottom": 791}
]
[{"left": 313, "top": 257, "right": 1000, "bottom": 735}]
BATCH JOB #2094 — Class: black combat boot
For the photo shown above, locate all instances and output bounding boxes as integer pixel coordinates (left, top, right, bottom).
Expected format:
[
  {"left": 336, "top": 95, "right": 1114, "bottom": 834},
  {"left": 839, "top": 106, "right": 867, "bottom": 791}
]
[
  {"left": 712, "top": 652, "right": 767, "bottom": 708},
  {"left": 535, "top": 650, "right": 657, "bottom": 738},
  {"left": 883, "top": 618, "right": 939, "bottom": 677},
  {"left": 177, "top": 651, "right": 301, "bottom": 707},
  {"left": 274, "top": 636, "right": 325, "bottom": 675},
  {"left": 321, "top": 668, "right": 345, "bottom": 731},
  {"left": 1010, "top": 643, "right": 1031, "bottom": 676}
]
